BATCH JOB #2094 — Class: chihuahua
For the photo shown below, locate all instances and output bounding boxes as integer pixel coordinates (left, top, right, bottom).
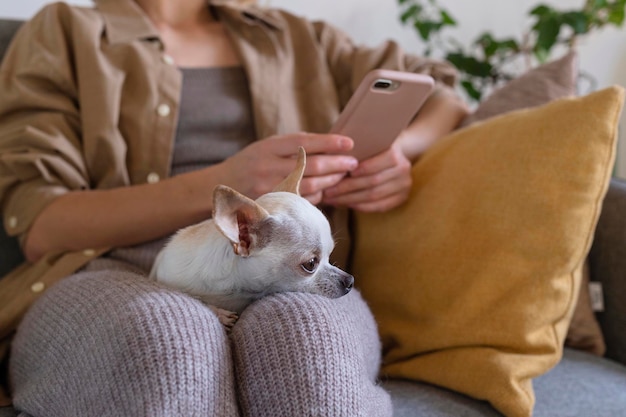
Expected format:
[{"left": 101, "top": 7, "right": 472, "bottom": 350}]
[{"left": 149, "top": 147, "right": 354, "bottom": 328}]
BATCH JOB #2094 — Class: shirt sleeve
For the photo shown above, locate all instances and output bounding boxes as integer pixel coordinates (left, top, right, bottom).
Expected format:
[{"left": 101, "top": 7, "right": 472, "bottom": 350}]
[
  {"left": 311, "top": 20, "right": 459, "bottom": 107},
  {"left": 0, "top": 5, "right": 89, "bottom": 241}
]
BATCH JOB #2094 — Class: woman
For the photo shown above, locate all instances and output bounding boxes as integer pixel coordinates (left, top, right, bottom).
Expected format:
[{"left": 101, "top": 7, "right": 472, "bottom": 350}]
[{"left": 0, "top": 0, "right": 468, "bottom": 415}]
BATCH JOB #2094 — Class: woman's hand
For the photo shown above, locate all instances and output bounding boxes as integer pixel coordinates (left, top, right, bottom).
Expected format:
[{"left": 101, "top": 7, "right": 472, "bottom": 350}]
[
  {"left": 321, "top": 142, "right": 412, "bottom": 212},
  {"left": 321, "top": 86, "right": 469, "bottom": 213},
  {"left": 216, "top": 133, "right": 358, "bottom": 204}
]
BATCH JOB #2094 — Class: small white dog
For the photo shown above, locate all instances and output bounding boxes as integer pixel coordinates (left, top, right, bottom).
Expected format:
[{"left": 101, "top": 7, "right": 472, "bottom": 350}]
[{"left": 150, "top": 147, "right": 354, "bottom": 328}]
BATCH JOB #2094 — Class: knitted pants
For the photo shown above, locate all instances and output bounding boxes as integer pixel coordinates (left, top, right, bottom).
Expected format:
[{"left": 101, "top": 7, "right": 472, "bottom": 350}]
[{"left": 9, "top": 267, "right": 391, "bottom": 416}]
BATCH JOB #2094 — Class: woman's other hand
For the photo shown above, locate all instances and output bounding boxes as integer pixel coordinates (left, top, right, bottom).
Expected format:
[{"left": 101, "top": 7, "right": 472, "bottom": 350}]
[
  {"left": 321, "top": 142, "right": 412, "bottom": 212},
  {"left": 321, "top": 86, "right": 469, "bottom": 213}
]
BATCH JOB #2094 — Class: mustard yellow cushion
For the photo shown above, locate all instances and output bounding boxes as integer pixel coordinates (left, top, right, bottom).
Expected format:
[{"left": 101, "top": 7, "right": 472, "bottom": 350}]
[
  {"left": 460, "top": 51, "right": 606, "bottom": 357},
  {"left": 352, "top": 87, "right": 624, "bottom": 417}
]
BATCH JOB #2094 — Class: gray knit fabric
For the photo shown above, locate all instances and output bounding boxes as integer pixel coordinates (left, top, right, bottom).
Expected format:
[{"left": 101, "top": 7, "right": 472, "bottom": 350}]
[
  {"left": 10, "top": 263, "right": 390, "bottom": 416},
  {"left": 232, "top": 291, "right": 392, "bottom": 416},
  {"left": 10, "top": 263, "right": 239, "bottom": 416}
]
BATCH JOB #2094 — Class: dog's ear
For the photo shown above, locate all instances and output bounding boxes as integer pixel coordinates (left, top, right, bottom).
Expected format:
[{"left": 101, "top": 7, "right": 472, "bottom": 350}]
[
  {"left": 273, "top": 146, "right": 306, "bottom": 195},
  {"left": 213, "top": 185, "right": 270, "bottom": 257}
]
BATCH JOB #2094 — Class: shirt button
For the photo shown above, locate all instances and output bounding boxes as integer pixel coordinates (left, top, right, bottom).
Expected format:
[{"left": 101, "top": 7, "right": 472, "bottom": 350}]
[
  {"left": 162, "top": 54, "right": 175, "bottom": 65},
  {"left": 8, "top": 216, "right": 17, "bottom": 229},
  {"left": 147, "top": 172, "right": 160, "bottom": 184},
  {"left": 83, "top": 249, "right": 96, "bottom": 257},
  {"left": 31, "top": 282, "right": 45, "bottom": 293},
  {"left": 157, "top": 104, "right": 171, "bottom": 117}
]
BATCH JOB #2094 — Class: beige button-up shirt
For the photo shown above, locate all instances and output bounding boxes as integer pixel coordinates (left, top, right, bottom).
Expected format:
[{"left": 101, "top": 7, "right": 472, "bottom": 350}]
[{"left": 0, "top": 0, "right": 457, "bottom": 402}]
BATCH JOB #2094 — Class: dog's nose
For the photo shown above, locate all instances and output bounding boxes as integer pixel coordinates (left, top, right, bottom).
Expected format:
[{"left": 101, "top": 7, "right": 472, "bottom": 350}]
[{"left": 342, "top": 274, "right": 354, "bottom": 295}]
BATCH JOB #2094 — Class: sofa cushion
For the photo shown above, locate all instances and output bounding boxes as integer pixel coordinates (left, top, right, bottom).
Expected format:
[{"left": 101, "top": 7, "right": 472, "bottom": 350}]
[
  {"left": 459, "top": 51, "right": 577, "bottom": 128},
  {"left": 383, "top": 349, "right": 626, "bottom": 417},
  {"left": 565, "top": 262, "right": 606, "bottom": 355},
  {"left": 460, "top": 51, "right": 606, "bottom": 357},
  {"left": 353, "top": 87, "right": 624, "bottom": 417},
  {"left": 589, "top": 179, "right": 626, "bottom": 366},
  {"left": 533, "top": 349, "right": 626, "bottom": 416}
]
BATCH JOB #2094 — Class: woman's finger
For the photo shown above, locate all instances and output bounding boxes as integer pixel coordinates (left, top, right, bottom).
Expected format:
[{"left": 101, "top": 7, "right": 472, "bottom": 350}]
[
  {"left": 349, "top": 142, "right": 408, "bottom": 177},
  {"left": 266, "top": 133, "right": 354, "bottom": 157},
  {"left": 323, "top": 168, "right": 396, "bottom": 198},
  {"left": 300, "top": 172, "right": 347, "bottom": 196},
  {"left": 304, "top": 154, "right": 358, "bottom": 177}
]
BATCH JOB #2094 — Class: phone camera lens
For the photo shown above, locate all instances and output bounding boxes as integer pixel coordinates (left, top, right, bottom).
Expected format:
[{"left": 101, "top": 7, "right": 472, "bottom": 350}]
[{"left": 373, "top": 79, "right": 393, "bottom": 89}]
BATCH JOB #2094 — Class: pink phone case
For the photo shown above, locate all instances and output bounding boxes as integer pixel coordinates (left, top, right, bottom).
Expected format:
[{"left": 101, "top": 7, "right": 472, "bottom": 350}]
[{"left": 330, "top": 69, "right": 435, "bottom": 160}]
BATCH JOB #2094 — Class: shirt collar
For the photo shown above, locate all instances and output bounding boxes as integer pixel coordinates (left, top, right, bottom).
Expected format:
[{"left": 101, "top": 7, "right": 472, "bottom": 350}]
[
  {"left": 95, "top": 0, "right": 282, "bottom": 45},
  {"left": 214, "top": 1, "right": 283, "bottom": 30},
  {"left": 95, "top": 0, "right": 159, "bottom": 44}
]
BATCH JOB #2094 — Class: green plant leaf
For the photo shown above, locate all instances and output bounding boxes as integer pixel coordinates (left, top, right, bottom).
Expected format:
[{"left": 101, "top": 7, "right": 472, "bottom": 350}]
[
  {"left": 608, "top": 5, "right": 626, "bottom": 25},
  {"left": 446, "top": 52, "right": 493, "bottom": 77},
  {"left": 475, "top": 32, "right": 496, "bottom": 56},
  {"left": 414, "top": 20, "right": 442, "bottom": 40},
  {"left": 534, "top": 47, "right": 550, "bottom": 63},
  {"left": 529, "top": 4, "right": 553, "bottom": 16},
  {"left": 533, "top": 13, "right": 562, "bottom": 56},
  {"left": 562, "top": 11, "right": 589, "bottom": 33},
  {"left": 440, "top": 10, "right": 457, "bottom": 25},
  {"left": 400, "top": 4, "right": 420, "bottom": 24},
  {"left": 499, "top": 39, "right": 520, "bottom": 53},
  {"left": 475, "top": 33, "right": 520, "bottom": 58},
  {"left": 590, "top": 0, "right": 609, "bottom": 10},
  {"left": 461, "top": 80, "right": 482, "bottom": 101}
]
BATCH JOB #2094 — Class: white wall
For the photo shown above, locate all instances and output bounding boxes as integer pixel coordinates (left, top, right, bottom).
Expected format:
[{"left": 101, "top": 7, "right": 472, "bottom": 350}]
[{"left": 2, "top": 0, "right": 626, "bottom": 176}]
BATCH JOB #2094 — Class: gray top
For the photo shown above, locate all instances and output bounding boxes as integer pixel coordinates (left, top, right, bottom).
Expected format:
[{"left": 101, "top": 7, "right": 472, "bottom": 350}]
[{"left": 171, "top": 66, "right": 255, "bottom": 176}]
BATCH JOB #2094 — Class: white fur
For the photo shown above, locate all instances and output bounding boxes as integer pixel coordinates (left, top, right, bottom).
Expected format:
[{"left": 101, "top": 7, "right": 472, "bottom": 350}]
[{"left": 150, "top": 190, "right": 353, "bottom": 316}]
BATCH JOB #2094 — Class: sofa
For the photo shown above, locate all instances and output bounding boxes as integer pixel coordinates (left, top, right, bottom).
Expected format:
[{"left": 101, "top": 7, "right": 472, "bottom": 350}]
[{"left": 1, "top": 17, "right": 626, "bottom": 417}]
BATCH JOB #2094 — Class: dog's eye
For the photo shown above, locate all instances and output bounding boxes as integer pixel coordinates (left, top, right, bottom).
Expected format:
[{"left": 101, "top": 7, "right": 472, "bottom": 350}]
[{"left": 301, "top": 257, "right": 319, "bottom": 273}]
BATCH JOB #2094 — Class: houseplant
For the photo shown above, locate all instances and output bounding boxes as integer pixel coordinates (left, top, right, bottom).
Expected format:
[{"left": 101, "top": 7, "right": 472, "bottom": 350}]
[{"left": 398, "top": 0, "right": 626, "bottom": 100}]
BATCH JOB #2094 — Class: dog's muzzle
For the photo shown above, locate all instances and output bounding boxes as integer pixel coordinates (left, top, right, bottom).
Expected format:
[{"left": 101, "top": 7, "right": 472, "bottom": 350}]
[
  {"left": 320, "top": 266, "right": 355, "bottom": 298},
  {"left": 339, "top": 270, "right": 354, "bottom": 295}
]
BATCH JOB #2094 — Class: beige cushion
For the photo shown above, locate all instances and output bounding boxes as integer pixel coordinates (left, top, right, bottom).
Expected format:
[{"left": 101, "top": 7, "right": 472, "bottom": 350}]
[
  {"left": 460, "top": 51, "right": 578, "bottom": 128},
  {"left": 353, "top": 87, "right": 624, "bottom": 417}
]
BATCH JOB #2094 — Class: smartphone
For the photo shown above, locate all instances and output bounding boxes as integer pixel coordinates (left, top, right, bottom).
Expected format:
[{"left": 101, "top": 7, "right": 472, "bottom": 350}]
[{"left": 330, "top": 69, "right": 435, "bottom": 160}]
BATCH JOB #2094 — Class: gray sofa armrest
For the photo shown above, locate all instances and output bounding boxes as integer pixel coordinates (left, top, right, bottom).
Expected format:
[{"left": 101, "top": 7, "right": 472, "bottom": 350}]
[
  {"left": 588, "top": 178, "right": 626, "bottom": 366},
  {"left": 0, "top": 226, "right": 22, "bottom": 278},
  {"left": 0, "top": 20, "right": 25, "bottom": 279},
  {"left": 0, "top": 19, "right": 22, "bottom": 62}
]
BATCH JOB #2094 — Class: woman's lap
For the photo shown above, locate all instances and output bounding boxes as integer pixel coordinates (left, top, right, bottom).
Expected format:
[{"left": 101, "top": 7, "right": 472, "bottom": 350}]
[{"left": 10, "top": 265, "right": 390, "bottom": 416}]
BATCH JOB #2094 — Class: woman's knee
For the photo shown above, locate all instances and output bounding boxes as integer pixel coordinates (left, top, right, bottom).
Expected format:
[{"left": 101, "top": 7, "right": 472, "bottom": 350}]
[
  {"left": 10, "top": 270, "right": 237, "bottom": 417},
  {"left": 230, "top": 291, "right": 391, "bottom": 417},
  {"left": 233, "top": 290, "right": 382, "bottom": 373}
]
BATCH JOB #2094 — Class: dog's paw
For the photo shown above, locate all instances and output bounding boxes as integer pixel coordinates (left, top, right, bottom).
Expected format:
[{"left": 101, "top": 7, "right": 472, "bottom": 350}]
[{"left": 209, "top": 306, "right": 239, "bottom": 331}]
